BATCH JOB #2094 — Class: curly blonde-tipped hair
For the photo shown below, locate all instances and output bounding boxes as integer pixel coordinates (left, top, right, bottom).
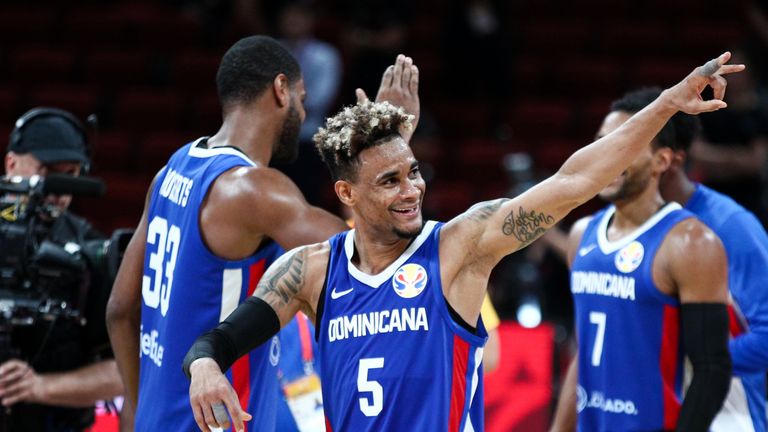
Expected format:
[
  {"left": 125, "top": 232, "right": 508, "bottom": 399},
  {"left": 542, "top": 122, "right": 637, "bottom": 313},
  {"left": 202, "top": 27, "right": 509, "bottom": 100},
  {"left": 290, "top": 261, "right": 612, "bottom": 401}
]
[{"left": 313, "top": 100, "right": 414, "bottom": 180}]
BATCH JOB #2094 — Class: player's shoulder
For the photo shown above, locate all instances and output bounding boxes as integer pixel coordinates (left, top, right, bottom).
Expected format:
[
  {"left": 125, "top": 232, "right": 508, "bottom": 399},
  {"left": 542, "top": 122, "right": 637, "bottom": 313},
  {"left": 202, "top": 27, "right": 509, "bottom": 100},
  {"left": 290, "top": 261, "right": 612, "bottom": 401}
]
[
  {"left": 213, "top": 165, "right": 303, "bottom": 207},
  {"left": 662, "top": 217, "right": 724, "bottom": 263},
  {"left": 569, "top": 215, "right": 594, "bottom": 238}
]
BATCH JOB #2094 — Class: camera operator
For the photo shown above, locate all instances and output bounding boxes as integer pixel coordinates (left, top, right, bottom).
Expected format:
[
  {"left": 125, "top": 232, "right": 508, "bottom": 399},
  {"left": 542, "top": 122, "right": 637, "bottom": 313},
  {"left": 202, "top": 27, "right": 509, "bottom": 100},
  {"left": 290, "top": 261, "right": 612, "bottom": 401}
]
[{"left": 0, "top": 108, "right": 123, "bottom": 431}]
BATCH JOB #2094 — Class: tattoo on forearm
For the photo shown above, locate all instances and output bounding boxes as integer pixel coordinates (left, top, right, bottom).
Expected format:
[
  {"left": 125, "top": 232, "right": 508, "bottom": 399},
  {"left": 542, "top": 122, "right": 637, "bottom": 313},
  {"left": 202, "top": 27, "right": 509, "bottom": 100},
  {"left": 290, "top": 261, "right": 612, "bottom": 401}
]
[
  {"left": 502, "top": 206, "right": 555, "bottom": 247},
  {"left": 255, "top": 248, "right": 307, "bottom": 308},
  {"left": 464, "top": 199, "right": 509, "bottom": 222}
]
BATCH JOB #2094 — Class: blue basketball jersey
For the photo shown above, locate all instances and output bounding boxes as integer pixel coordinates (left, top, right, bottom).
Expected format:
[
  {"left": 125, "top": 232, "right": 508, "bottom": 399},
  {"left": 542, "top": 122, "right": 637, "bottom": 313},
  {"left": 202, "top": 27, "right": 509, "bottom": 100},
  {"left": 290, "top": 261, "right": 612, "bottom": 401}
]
[
  {"left": 137, "top": 140, "right": 283, "bottom": 432},
  {"left": 317, "top": 221, "right": 488, "bottom": 431},
  {"left": 572, "top": 203, "right": 693, "bottom": 432},
  {"left": 685, "top": 184, "right": 768, "bottom": 432}
]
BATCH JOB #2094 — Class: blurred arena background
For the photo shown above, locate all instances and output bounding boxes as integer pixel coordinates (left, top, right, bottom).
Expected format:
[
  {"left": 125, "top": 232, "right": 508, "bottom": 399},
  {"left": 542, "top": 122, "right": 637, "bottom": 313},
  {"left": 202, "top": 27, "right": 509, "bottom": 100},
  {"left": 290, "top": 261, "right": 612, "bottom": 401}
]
[{"left": 0, "top": 0, "right": 760, "bottom": 430}]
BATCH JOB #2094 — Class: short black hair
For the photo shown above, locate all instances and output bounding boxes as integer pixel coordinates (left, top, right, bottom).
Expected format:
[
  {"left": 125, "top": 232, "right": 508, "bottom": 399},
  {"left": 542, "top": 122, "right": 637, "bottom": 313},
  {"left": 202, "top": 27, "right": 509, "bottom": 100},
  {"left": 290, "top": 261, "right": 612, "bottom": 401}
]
[
  {"left": 610, "top": 87, "right": 701, "bottom": 153},
  {"left": 216, "top": 35, "right": 301, "bottom": 110}
]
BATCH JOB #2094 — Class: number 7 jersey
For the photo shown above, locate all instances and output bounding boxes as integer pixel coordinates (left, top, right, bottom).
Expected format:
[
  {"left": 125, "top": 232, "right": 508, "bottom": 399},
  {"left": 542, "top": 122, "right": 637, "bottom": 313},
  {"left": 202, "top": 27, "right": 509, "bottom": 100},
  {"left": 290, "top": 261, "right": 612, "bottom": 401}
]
[
  {"left": 317, "top": 221, "right": 488, "bottom": 431},
  {"left": 571, "top": 203, "right": 694, "bottom": 432},
  {"left": 138, "top": 140, "right": 283, "bottom": 432}
]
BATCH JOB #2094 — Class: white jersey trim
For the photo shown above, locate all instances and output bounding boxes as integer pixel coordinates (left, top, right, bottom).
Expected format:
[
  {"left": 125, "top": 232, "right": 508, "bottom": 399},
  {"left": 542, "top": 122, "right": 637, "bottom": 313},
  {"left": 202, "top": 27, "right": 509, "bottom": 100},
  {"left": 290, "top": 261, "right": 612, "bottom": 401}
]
[
  {"left": 596, "top": 202, "right": 682, "bottom": 254},
  {"left": 344, "top": 221, "right": 438, "bottom": 288},
  {"left": 187, "top": 138, "right": 257, "bottom": 167},
  {"left": 219, "top": 268, "right": 243, "bottom": 323}
]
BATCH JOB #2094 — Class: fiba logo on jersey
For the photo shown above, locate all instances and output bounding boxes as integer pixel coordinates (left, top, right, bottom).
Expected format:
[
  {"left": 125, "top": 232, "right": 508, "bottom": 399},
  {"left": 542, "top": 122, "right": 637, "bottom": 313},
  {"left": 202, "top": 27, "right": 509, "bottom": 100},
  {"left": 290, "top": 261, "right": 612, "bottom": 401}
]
[
  {"left": 269, "top": 336, "right": 280, "bottom": 366},
  {"left": 615, "top": 241, "right": 644, "bottom": 273},
  {"left": 392, "top": 263, "right": 428, "bottom": 298}
]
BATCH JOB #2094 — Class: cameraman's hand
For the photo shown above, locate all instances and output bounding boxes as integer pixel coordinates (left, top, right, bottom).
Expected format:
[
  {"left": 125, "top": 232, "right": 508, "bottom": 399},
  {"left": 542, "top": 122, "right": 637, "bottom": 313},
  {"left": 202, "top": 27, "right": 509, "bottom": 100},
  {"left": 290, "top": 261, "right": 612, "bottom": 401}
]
[{"left": 0, "top": 359, "right": 44, "bottom": 406}]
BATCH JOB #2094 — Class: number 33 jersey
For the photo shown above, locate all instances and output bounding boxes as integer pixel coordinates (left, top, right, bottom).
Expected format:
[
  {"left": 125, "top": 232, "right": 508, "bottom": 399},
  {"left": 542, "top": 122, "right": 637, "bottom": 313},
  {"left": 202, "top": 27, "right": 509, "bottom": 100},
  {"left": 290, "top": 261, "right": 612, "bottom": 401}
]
[
  {"left": 317, "top": 221, "right": 488, "bottom": 431},
  {"left": 138, "top": 140, "right": 282, "bottom": 432},
  {"left": 571, "top": 203, "right": 694, "bottom": 432}
]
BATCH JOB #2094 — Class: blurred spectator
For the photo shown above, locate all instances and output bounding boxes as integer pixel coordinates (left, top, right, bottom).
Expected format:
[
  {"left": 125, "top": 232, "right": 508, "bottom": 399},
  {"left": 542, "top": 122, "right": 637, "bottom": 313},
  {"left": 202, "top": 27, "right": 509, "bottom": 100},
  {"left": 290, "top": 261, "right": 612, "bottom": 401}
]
[
  {"left": 441, "top": 0, "right": 514, "bottom": 137},
  {"left": 273, "top": 1, "right": 342, "bottom": 205},
  {"left": 335, "top": 0, "right": 412, "bottom": 102},
  {"left": 690, "top": 51, "right": 768, "bottom": 225},
  {"left": 743, "top": 0, "right": 768, "bottom": 84}
]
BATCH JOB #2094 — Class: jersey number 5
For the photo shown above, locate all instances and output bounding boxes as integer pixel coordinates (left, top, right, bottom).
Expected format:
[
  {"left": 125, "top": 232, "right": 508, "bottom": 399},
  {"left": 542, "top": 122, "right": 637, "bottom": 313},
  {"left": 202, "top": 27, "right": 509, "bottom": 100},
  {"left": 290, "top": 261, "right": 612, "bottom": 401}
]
[
  {"left": 358, "top": 357, "right": 384, "bottom": 417},
  {"left": 142, "top": 216, "right": 181, "bottom": 317}
]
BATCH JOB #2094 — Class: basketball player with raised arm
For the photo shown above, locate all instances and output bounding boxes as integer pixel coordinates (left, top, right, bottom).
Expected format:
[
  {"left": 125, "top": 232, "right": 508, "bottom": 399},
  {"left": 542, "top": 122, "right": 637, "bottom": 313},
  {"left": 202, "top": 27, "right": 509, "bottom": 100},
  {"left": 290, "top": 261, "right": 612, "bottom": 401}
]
[
  {"left": 184, "top": 53, "right": 743, "bottom": 432},
  {"left": 550, "top": 88, "right": 733, "bottom": 432}
]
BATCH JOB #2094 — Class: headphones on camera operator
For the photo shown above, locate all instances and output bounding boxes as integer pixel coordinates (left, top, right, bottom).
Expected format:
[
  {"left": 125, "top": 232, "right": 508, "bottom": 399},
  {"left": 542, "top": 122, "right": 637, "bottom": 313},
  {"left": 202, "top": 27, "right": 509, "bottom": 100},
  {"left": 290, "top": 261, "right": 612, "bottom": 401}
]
[
  {"left": 0, "top": 108, "right": 119, "bottom": 329},
  {"left": 8, "top": 107, "right": 92, "bottom": 175}
]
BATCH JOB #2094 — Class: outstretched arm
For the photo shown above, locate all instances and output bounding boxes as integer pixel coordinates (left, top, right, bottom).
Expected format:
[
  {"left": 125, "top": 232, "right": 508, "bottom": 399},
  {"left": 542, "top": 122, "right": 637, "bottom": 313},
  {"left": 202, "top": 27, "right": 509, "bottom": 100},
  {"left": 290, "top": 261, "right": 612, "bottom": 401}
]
[{"left": 445, "top": 53, "right": 744, "bottom": 266}]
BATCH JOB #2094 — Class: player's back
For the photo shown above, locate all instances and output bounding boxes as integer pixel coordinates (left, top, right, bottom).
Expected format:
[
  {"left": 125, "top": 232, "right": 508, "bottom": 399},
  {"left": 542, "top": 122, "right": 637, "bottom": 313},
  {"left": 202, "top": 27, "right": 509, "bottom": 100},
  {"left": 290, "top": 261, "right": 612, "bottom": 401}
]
[
  {"left": 137, "top": 139, "right": 282, "bottom": 431},
  {"left": 317, "top": 221, "right": 488, "bottom": 431},
  {"left": 685, "top": 183, "right": 768, "bottom": 432},
  {"left": 571, "top": 203, "right": 693, "bottom": 432}
]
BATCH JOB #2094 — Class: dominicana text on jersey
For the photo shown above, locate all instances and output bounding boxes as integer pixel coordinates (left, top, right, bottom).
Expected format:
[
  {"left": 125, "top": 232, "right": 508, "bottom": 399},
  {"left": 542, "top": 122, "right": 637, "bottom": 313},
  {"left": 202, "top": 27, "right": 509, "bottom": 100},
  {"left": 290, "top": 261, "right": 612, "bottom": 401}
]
[{"left": 318, "top": 221, "right": 488, "bottom": 432}]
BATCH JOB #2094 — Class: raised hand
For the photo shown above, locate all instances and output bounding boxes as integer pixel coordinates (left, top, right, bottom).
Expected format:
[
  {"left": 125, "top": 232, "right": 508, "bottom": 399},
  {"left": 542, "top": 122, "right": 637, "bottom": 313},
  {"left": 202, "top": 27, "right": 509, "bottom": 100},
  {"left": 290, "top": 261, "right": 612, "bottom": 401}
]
[
  {"left": 356, "top": 54, "right": 420, "bottom": 142},
  {"left": 663, "top": 51, "right": 745, "bottom": 114},
  {"left": 189, "top": 358, "right": 252, "bottom": 432}
]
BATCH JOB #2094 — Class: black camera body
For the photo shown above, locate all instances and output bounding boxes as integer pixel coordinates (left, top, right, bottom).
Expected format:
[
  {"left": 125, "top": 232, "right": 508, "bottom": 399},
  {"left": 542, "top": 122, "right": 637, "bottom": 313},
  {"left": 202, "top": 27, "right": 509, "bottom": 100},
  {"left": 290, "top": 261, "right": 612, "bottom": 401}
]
[
  {"left": 0, "top": 198, "right": 96, "bottom": 327},
  {"left": 0, "top": 174, "right": 118, "bottom": 329}
]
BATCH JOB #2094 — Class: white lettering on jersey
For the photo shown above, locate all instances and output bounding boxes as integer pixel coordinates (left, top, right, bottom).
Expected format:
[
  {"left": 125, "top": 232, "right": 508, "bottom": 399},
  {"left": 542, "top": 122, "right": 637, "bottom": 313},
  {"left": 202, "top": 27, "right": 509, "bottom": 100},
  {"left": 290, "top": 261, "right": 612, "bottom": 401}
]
[
  {"left": 139, "top": 325, "right": 165, "bottom": 367},
  {"left": 577, "top": 385, "right": 639, "bottom": 416},
  {"left": 328, "top": 307, "right": 429, "bottom": 342},
  {"left": 158, "top": 168, "right": 194, "bottom": 207},
  {"left": 571, "top": 271, "right": 636, "bottom": 301}
]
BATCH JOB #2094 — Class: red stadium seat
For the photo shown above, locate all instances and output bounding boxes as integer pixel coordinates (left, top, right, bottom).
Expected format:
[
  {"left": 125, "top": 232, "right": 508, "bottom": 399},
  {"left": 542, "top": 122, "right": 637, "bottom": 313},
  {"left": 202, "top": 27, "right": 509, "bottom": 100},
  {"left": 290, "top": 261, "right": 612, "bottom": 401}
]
[
  {"left": 25, "top": 85, "right": 100, "bottom": 122},
  {"left": 115, "top": 88, "right": 185, "bottom": 131},
  {"left": 0, "top": 8, "right": 56, "bottom": 45},
  {"left": 9, "top": 48, "right": 77, "bottom": 84},
  {"left": 0, "top": 86, "right": 21, "bottom": 123},
  {"left": 84, "top": 50, "right": 151, "bottom": 88},
  {"left": 508, "top": 100, "right": 573, "bottom": 139},
  {"left": 172, "top": 50, "right": 221, "bottom": 90},
  {"left": 62, "top": 8, "right": 127, "bottom": 46},
  {"left": 90, "top": 131, "right": 135, "bottom": 174},
  {"left": 423, "top": 181, "right": 473, "bottom": 220},
  {"left": 136, "top": 131, "right": 197, "bottom": 174}
]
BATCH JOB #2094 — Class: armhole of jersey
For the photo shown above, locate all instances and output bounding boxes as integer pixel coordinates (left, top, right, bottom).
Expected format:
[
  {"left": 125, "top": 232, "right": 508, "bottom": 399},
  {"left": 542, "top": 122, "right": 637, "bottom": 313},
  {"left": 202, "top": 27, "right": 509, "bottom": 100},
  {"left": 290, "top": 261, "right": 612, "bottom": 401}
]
[
  {"left": 314, "top": 253, "right": 333, "bottom": 342},
  {"left": 443, "top": 295, "right": 477, "bottom": 334}
]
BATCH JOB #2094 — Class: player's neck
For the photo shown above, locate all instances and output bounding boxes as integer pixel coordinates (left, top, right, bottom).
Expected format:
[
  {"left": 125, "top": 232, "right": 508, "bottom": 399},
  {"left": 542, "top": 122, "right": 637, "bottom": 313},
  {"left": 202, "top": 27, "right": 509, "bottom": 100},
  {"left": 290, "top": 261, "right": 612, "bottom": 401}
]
[
  {"left": 659, "top": 168, "right": 696, "bottom": 207},
  {"left": 610, "top": 187, "right": 666, "bottom": 233},
  {"left": 208, "top": 107, "right": 278, "bottom": 166},
  {"left": 349, "top": 225, "right": 412, "bottom": 275}
]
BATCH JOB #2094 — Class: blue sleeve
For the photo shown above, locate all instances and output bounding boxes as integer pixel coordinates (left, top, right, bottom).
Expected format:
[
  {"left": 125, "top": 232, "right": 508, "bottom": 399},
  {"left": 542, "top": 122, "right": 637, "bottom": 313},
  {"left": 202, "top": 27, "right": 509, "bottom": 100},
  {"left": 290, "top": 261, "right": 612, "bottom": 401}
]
[{"left": 720, "top": 212, "right": 768, "bottom": 375}]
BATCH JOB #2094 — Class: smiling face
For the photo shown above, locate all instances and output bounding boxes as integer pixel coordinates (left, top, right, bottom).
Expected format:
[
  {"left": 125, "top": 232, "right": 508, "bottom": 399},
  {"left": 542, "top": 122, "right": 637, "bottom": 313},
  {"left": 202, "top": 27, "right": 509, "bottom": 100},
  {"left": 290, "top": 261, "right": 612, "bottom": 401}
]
[{"left": 339, "top": 137, "right": 425, "bottom": 239}]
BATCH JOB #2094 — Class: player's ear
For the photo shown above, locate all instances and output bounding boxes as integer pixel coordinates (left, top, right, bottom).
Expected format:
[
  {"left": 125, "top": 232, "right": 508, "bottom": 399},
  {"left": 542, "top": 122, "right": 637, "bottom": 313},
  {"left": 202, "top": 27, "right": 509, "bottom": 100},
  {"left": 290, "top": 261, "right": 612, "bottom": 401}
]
[
  {"left": 670, "top": 150, "right": 687, "bottom": 169},
  {"left": 654, "top": 147, "right": 674, "bottom": 173},
  {"left": 272, "top": 74, "right": 290, "bottom": 108},
  {"left": 335, "top": 180, "right": 355, "bottom": 206}
]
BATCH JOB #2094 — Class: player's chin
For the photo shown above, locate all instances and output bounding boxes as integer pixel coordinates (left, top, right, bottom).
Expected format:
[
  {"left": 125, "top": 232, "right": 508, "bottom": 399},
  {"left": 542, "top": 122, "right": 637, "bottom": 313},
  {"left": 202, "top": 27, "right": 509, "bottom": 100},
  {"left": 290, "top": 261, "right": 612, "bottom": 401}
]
[
  {"left": 598, "top": 184, "right": 622, "bottom": 202},
  {"left": 393, "top": 217, "right": 424, "bottom": 239}
]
